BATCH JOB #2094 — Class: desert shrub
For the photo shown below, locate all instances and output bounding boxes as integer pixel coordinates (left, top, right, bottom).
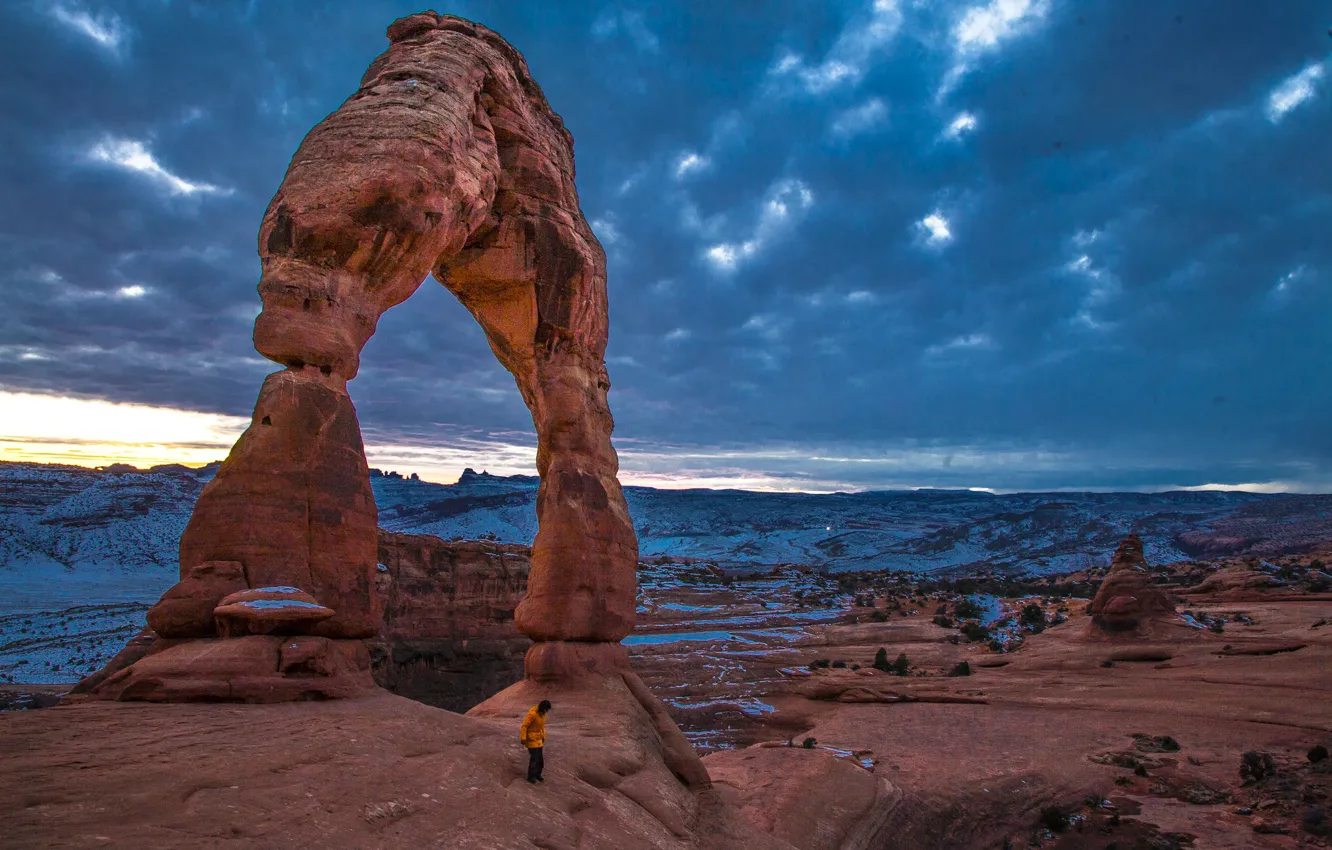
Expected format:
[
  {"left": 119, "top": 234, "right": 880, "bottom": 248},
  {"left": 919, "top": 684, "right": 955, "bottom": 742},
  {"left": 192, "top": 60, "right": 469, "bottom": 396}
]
[
  {"left": 1133, "top": 734, "right": 1180, "bottom": 753},
  {"left": 851, "top": 663, "right": 861, "bottom": 671},
  {"left": 808, "top": 658, "right": 832, "bottom": 670},
  {"left": 873, "top": 647, "right": 891, "bottom": 672},
  {"left": 1134, "top": 764, "right": 1148, "bottom": 777},
  {"left": 1208, "top": 620, "right": 1225, "bottom": 634},
  {"left": 1039, "top": 805, "right": 1069, "bottom": 832},
  {"left": 1309, "top": 745, "right": 1329, "bottom": 764},
  {"left": 831, "top": 660, "right": 847, "bottom": 669},
  {"left": 1101, "top": 659, "right": 1116, "bottom": 668},
  {"left": 954, "top": 598, "right": 983, "bottom": 619},
  {"left": 1240, "top": 751, "right": 1276, "bottom": 784},
  {"left": 987, "top": 639, "right": 1004, "bottom": 652},
  {"left": 933, "top": 615, "right": 954, "bottom": 628},
  {"left": 892, "top": 652, "right": 910, "bottom": 676},
  {"left": 948, "top": 661, "right": 971, "bottom": 677},
  {"left": 869, "top": 610, "right": 890, "bottom": 622},
  {"left": 961, "top": 622, "right": 991, "bottom": 642},
  {"left": 802, "top": 737, "right": 817, "bottom": 749},
  {"left": 1305, "top": 807, "right": 1330, "bottom": 837},
  {"left": 1021, "top": 602, "right": 1044, "bottom": 623},
  {"left": 1114, "top": 777, "right": 1132, "bottom": 786},
  {"left": 1085, "top": 791, "right": 1108, "bottom": 808}
]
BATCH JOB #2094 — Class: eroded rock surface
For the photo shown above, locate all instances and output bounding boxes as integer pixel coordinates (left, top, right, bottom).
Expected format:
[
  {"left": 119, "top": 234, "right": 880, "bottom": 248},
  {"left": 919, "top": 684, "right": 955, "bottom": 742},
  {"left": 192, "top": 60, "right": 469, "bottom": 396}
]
[
  {"left": 370, "top": 531, "right": 531, "bottom": 711},
  {"left": 1087, "top": 533, "right": 1178, "bottom": 635}
]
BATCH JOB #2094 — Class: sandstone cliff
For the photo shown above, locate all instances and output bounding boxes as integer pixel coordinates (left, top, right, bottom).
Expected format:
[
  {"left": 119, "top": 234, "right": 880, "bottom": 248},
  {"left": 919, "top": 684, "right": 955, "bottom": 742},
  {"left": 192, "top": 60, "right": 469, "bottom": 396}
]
[{"left": 370, "top": 531, "right": 531, "bottom": 711}]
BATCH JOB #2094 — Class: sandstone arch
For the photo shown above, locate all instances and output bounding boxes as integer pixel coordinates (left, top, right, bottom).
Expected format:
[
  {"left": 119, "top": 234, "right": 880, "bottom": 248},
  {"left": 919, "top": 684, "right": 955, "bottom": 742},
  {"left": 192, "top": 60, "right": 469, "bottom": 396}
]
[{"left": 91, "top": 12, "right": 638, "bottom": 700}]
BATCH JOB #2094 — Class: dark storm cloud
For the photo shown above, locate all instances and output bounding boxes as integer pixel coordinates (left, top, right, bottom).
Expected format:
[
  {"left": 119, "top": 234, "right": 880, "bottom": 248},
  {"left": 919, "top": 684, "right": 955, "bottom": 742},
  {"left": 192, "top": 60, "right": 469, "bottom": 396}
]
[{"left": 0, "top": 0, "right": 1328, "bottom": 490}]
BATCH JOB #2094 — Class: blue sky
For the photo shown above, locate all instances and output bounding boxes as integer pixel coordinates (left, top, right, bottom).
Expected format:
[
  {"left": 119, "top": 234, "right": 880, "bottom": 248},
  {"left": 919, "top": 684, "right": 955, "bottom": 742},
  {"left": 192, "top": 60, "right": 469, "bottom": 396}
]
[{"left": 0, "top": 1, "right": 1329, "bottom": 492}]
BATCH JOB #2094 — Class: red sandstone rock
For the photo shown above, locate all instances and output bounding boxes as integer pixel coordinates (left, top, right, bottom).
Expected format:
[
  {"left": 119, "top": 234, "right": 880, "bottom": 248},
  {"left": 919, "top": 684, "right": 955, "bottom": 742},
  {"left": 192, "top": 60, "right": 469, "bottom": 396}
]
[
  {"left": 104, "top": 10, "right": 639, "bottom": 703},
  {"left": 704, "top": 745, "right": 897, "bottom": 850},
  {"left": 213, "top": 587, "right": 335, "bottom": 637},
  {"left": 254, "top": 10, "right": 636, "bottom": 643},
  {"left": 370, "top": 531, "right": 531, "bottom": 711},
  {"left": 1087, "top": 534, "right": 1178, "bottom": 634},
  {"left": 91, "top": 636, "right": 373, "bottom": 703},
  {"left": 1186, "top": 561, "right": 1287, "bottom": 596},
  {"left": 67, "top": 626, "right": 159, "bottom": 696},
  {"left": 178, "top": 369, "right": 380, "bottom": 640},
  {"left": 145, "top": 560, "right": 247, "bottom": 638}
]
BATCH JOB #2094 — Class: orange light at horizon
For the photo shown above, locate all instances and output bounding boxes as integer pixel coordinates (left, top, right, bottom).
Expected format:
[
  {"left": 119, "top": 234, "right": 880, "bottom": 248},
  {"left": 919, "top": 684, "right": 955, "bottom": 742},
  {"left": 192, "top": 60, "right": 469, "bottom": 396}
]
[{"left": 0, "top": 391, "right": 249, "bottom": 469}]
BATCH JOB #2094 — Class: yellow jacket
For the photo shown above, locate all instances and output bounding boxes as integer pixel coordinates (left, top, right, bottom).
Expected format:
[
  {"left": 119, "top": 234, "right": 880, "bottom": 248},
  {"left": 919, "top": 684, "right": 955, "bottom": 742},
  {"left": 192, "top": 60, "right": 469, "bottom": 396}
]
[{"left": 519, "top": 706, "right": 546, "bottom": 749}]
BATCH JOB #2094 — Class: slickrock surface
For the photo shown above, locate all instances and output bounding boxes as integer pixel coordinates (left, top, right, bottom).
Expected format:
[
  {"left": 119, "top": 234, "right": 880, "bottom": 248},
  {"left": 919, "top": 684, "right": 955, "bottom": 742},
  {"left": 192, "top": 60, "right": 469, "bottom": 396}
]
[
  {"left": 370, "top": 531, "right": 531, "bottom": 711},
  {"left": 1086, "top": 533, "right": 1179, "bottom": 635},
  {"left": 0, "top": 692, "right": 789, "bottom": 850}
]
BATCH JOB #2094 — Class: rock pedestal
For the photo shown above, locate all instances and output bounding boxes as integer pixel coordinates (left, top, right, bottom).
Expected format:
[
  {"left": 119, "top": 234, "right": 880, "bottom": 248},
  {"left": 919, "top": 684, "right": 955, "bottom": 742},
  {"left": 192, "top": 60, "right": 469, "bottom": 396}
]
[{"left": 1087, "top": 534, "right": 1177, "bottom": 635}]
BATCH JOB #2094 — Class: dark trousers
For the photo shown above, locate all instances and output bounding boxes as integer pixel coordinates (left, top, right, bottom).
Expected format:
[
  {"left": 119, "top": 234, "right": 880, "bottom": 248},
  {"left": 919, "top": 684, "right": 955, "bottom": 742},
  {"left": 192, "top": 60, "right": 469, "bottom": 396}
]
[{"left": 526, "top": 746, "right": 544, "bottom": 781}]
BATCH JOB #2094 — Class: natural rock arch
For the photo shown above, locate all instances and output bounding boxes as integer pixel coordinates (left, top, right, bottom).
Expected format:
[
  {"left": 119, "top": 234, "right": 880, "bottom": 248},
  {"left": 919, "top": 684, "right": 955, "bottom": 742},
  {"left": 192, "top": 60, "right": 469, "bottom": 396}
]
[{"left": 91, "top": 12, "right": 638, "bottom": 700}]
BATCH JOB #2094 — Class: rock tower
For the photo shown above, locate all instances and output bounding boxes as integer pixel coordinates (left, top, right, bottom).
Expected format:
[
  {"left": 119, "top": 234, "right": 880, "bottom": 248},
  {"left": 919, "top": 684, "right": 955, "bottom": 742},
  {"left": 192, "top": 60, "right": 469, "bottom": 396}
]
[{"left": 1086, "top": 534, "right": 1177, "bottom": 635}]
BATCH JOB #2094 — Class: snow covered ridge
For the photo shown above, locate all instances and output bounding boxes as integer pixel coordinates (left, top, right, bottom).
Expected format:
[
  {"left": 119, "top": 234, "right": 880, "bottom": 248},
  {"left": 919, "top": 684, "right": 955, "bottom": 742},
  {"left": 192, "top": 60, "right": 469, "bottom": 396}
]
[
  {"left": 375, "top": 468, "right": 1332, "bottom": 575},
  {"left": 4, "top": 460, "right": 1332, "bottom": 578}
]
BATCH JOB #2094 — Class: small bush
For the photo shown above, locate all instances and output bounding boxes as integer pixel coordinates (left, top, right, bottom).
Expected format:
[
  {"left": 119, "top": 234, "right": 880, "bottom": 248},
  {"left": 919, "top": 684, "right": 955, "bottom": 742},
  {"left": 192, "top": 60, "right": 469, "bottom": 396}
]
[
  {"left": 1240, "top": 751, "right": 1276, "bottom": 784},
  {"left": 987, "top": 639, "right": 1004, "bottom": 652},
  {"left": 1085, "top": 792, "right": 1108, "bottom": 808},
  {"left": 961, "top": 622, "right": 991, "bottom": 642},
  {"left": 808, "top": 658, "right": 832, "bottom": 670},
  {"left": 948, "top": 661, "right": 971, "bottom": 677},
  {"left": 955, "top": 598, "right": 983, "bottom": 619},
  {"left": 1039, "top": 805, "right": 1069, "bottom": 832},
  {"left": 851, "top": 663, "right": 861, "bottom": 670},
  {"left": 892, "top": 652, "right": 910, "bottom": 676},
  {"left": 1134, "top": 764, "right": 1148, "bottom": 777},
  {"left": 802, "top": 737, "right": 817, "bottom": 750},
  {"left": 1309, "top": 745, "right": 1329, "bottom": 764},
  {"left": 1305, "top": 807, "right": 1330, "bottom": 837},
  {"left": 873, "top": 647, "right": 891, "bottom": 672},
  {"left": 1114, "top": 776, "right": 1132, "bottom": 786},
  {"left": 933, "top": 615, "right": 954, "bottom": 628},
  {"left": 1101, "top": 659, "right": 1116, "bottom": 668},
  {"left": 831, "top": 660, "right": 847, "bottom": 669}
]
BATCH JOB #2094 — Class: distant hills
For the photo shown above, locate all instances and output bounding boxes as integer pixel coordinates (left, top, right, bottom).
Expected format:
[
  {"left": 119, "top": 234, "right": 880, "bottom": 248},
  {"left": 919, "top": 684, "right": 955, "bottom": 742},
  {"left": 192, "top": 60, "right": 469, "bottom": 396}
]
[{"left": 3, "top": 460, "right": 1329, "bottom": 599}]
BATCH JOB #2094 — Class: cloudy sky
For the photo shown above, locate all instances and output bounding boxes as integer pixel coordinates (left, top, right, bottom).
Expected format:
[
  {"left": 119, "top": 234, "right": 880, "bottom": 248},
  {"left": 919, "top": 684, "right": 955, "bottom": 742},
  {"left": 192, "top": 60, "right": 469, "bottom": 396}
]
[{"left": 0, "top": 1, "right": 1328, "bottom": 492}]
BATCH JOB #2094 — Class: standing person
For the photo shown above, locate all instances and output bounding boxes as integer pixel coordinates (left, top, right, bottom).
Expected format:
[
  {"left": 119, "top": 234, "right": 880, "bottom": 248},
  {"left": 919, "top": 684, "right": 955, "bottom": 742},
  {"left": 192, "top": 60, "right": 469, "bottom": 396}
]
[{"left": 520, "top": 700, "right": 551, "bottom": 783}]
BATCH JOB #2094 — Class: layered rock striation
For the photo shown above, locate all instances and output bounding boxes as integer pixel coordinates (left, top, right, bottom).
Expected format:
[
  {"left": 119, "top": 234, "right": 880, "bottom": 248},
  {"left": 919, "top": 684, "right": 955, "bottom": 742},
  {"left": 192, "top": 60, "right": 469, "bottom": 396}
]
[
  {"left": 369, "top": 531, "right": 531, "bottom": 711},
  {"left": 1086, "top": 533, "right": 1178, "bottom": 635}
]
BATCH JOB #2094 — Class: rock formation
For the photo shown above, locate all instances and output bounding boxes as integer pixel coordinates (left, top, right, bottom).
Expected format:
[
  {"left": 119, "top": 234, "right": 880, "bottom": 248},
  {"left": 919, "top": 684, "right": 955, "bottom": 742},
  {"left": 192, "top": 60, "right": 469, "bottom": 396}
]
[
  {"left": 1086, "top": 533, "right": 1177, "bottom": 635},
  {"left": 88, "top": 11, "right": 637, "bottom": 700},
  {"left": 370, "top": 531, "right": 531, "bottom": 711},
  {"left": 1184, "top": 558, "right": 1288, "bottom": 599}
]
